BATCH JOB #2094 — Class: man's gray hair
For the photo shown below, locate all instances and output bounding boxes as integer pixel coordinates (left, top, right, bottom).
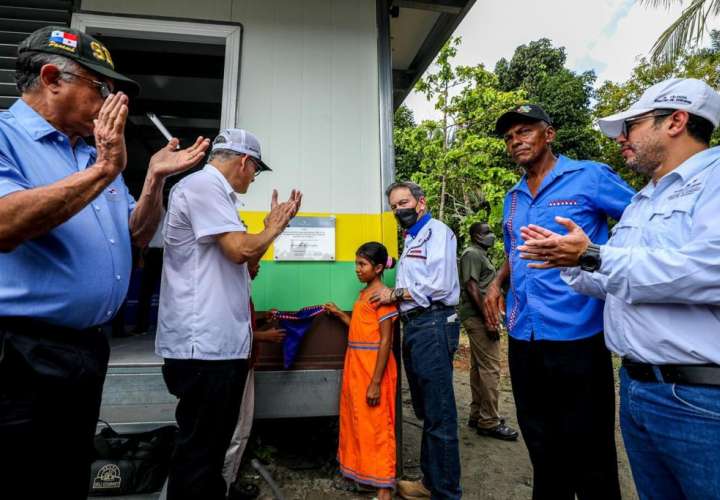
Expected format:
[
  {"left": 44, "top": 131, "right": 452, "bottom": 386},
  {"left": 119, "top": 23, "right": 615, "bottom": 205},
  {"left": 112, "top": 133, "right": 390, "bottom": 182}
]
[
  {"left": 385, "top": 181, "right": 425, "bottom": 200},
  {"left": 208, "top": 149, "right": 242, "bottom": 163},
  {"left": 15, "top": 52, "right": 80, "bottom": 94}
]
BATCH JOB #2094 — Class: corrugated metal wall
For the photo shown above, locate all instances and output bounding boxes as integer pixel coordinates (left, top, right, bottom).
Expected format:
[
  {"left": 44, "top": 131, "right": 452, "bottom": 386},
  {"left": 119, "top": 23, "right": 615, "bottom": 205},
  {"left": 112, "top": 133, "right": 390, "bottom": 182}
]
[{"left": 0, "top": 1, "right": 73, "bottom": 109}]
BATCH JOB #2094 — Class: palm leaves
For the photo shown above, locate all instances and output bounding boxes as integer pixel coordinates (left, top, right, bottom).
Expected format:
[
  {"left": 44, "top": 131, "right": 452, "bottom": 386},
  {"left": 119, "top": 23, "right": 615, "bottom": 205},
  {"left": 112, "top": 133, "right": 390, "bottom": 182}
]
[{"left": 643, "top": 0, "right": 720, "bottom": 62}]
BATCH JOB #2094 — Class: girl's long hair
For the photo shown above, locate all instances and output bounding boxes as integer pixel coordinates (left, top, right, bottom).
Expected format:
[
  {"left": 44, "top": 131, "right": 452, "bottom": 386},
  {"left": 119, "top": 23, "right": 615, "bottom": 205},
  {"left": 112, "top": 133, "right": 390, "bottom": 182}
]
[{"left": 356, "top": 242, "right": 396, "bottom": 272}]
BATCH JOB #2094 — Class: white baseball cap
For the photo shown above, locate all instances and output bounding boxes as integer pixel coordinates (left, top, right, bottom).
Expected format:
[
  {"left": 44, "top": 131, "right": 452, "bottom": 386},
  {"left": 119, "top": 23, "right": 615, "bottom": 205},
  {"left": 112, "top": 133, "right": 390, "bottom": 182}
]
[
  {"left": 211, "top": 128, "right": 272, "bottom": 172},
  {"left": 598, "top": 78, "right": 720, "bottom": 138}
]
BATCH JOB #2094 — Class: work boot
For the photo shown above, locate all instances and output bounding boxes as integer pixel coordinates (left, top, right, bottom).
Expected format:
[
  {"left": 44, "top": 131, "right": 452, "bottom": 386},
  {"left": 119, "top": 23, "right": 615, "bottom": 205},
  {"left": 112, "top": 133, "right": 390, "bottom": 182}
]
[
  {"left": 476, "top": 419, "right": 519, "bottom": 441},
  {"left": 396, "top": 479, "right": 431, "bottom": 499}
]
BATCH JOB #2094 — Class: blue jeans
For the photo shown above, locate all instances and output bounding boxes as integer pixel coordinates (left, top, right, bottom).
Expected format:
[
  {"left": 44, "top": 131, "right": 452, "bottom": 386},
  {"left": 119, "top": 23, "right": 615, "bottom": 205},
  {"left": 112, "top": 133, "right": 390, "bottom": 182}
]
[
  {"left": 620, "top": 367, "right": 720, "bottom": 499},
  {"left": 402, "top": 306, "right": 461, "bottom": 499}
]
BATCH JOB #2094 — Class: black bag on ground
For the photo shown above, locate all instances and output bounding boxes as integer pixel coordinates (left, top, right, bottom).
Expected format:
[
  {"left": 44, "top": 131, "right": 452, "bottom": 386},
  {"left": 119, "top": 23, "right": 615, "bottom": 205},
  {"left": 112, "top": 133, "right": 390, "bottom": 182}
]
[{"left": 88, "top": 420, "right": 176, "bottom": 496}]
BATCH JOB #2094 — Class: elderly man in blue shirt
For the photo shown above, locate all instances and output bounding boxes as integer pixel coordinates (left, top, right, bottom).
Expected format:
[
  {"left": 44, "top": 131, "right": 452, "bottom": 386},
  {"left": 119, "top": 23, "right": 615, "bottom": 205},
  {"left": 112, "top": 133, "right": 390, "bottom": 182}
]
[
  {"left": 0, "top": 27, "right": 209, "bottom": 498},
  {"left": 519, "top": 78, "right": 720, "bottom": 500},
  {"left": 483, "top": 105, "right": 634, "bottom": 500}
]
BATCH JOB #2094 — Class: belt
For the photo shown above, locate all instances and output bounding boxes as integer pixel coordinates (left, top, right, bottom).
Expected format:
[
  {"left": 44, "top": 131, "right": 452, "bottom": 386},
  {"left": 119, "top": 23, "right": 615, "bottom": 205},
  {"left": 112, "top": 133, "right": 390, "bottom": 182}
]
[
  {"left": 399, "top": 302, "right": 453, "bottom": 323},
  {"left": 622, "top": 359, "right": 720, "bottom": 387}
]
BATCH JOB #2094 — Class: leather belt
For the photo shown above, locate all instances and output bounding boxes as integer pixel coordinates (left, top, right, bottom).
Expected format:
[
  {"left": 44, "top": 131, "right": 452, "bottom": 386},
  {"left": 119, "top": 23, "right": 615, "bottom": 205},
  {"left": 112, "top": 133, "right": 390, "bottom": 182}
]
[
  {"left": 399, "top": 302, "right": 453, "bottom": 323},
  {"left": 622, "top": 359, "right": 720, "bottom": 387}
]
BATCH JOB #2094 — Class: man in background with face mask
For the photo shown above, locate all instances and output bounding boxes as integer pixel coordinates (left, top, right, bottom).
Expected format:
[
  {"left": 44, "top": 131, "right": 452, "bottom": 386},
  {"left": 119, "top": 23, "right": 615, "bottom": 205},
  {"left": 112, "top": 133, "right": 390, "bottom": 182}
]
[
  {"left": 484, "top": 105, "right": 634, "bottom": 499},
  {"left": 371, "top": 181, "right": 461, "bottom": 500},
  {"left": 459, "top": 222, "right": 518, "bottom": 441}
]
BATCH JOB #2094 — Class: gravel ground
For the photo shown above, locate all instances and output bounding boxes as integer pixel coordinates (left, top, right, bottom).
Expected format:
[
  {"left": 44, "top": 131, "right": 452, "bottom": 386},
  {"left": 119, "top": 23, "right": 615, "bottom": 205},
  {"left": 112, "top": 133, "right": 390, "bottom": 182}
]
[
  {"left": 103, "top": 334, "right": 638, "bottom": 500},
  {"left": 233, "top": 334, "right": 638, "bottom": 500}
]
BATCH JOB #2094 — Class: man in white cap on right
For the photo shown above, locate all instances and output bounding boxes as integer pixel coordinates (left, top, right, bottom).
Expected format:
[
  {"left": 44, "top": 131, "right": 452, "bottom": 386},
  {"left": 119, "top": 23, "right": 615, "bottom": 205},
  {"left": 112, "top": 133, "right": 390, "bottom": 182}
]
[
  {"left": 156, "top": 129, "right": 301, "bottom": 500},
  {"left": 516, "top": 78, "right": 720, "bottom": 499}
]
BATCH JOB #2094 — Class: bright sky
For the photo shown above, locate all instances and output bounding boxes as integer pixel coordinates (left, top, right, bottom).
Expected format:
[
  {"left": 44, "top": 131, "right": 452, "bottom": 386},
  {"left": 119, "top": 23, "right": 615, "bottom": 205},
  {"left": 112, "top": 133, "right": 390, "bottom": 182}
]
[{"left": 404, "top": 0, "right": 698, "bottom": 122}]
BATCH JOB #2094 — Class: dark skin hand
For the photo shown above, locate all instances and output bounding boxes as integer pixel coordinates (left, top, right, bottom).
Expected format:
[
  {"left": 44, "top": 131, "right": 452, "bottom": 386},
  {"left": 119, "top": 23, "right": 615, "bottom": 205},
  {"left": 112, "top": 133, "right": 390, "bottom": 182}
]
[
  {"left": 518, "top": 217, "right": 590, "bottom": 268},
  {"left": 483, "top": 259, "right": 508, "bottom": 331},
  {"left": 466, "top": 278, "right": 499, "bottom": 341}
]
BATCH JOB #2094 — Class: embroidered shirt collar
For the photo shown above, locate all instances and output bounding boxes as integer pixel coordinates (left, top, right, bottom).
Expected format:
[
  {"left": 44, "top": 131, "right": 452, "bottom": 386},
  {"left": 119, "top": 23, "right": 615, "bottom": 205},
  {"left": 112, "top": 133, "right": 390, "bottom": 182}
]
[{"left": 407, "top": 212, "right": 432, "bottom": 238}]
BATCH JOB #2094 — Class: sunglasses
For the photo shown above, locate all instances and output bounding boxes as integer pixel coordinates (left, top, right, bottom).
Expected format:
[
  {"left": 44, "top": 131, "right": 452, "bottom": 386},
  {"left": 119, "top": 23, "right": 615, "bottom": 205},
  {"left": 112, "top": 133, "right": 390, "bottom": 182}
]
[
  {"left": 62, "top": 71, "right": 113, "bottom": 99},
  {"left": 622, "top": 111, "right": 674, "bottom": 137}
]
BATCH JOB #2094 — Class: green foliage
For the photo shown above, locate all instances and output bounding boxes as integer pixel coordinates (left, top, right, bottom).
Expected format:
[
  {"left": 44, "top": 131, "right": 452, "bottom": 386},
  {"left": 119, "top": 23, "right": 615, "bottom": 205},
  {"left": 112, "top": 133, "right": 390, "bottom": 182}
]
[
  {"left": 594, "top": 30, "right": 720, "bottom": 188},
  {"left": 496, "top": 38, "right": 602, "bottom": 161},
  {"left": 642, "top": 0, "right": 720, "bottom": 63},
  {"left": 395, "top": 34, "right": 720, "bottom": 261},
  {"left": 400, "top": 38, "right": 523, "bottom": 259}
]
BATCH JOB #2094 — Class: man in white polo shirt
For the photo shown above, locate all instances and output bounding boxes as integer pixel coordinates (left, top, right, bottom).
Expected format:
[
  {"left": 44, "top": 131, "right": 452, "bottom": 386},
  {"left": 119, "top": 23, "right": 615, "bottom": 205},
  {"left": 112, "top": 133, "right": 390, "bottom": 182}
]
[{"left": 156, "top": 129, "right": 301, "bottom": 500}]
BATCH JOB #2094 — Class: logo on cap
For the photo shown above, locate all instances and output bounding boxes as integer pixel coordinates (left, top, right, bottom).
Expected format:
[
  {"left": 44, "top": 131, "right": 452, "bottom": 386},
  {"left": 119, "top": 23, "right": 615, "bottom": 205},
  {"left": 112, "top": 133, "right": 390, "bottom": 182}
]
[
  {"left": 517, "top": 105, "right": 532, "bottom": 113},
  {"left": 48, "top": 30, "right": 78, "bottom": 54},
  {"left": 90, "top": 41, "right": 114, "bottom": 69},
  {"left": 655, "top": 94, "right": 692, "bottom": 105}
]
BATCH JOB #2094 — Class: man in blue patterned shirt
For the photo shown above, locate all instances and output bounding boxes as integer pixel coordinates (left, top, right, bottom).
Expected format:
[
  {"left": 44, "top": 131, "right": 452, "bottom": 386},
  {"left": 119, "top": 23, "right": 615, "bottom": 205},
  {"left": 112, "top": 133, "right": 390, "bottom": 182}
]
[
  {"left": 484, "top": 105, "right": 634, "bottom": 499},
  {"left": 520, "top": 78, "right": 720, "bottom": 500}
]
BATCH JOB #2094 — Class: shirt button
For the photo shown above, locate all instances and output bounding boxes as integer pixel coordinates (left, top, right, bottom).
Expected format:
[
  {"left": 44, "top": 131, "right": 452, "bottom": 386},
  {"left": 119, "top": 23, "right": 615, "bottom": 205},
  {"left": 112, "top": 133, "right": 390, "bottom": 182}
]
[
  {"left": 115, "top": 274, "right": 121, "bottom": 280},
  {"left": 106, "top": 310, "right": 112, "bottom": 316},
  {"left": 109, "top": 238, "right": 115, "bottom": 244},
  {"left": 94, "top": 205, "right": 100, "bottom": 211}
]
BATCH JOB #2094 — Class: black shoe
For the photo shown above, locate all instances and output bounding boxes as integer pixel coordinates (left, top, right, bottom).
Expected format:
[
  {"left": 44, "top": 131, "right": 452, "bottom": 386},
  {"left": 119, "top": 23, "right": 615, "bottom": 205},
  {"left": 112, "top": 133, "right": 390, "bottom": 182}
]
[
  {"left": 467, "top": 418, "right": 478, "bottom": 429},
  {"left": 476, "top": 419, "right": 519, "bottom": 441}
]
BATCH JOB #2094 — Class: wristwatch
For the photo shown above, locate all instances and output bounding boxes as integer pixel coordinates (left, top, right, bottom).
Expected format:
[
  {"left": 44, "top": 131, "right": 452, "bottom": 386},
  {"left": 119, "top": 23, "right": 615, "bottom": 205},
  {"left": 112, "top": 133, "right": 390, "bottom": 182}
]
[
  {"left": 579, "top": 243, "right": 602, "bottom": 272},
  {"left": 392, "top": 287, "right": 405, "bottom": 302}
]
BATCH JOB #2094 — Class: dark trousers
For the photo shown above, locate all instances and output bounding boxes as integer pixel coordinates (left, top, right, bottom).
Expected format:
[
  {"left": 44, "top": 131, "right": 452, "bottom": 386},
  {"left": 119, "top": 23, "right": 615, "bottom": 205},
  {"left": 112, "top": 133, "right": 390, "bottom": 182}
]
[
  {"left": 402, "top": 306, "right": 462, "bottom": 499},
  {"left": 163, "top": 358, "right": 249, "bottom": 500},
  {"left": 508, "top": 333, "right": 620, "bottom": 500},
  {"left": 0, "top": 319, "right": 110, "bottom": 500},
  {"left": 134, "top": 247, "right": 163, "bottom": 333}
]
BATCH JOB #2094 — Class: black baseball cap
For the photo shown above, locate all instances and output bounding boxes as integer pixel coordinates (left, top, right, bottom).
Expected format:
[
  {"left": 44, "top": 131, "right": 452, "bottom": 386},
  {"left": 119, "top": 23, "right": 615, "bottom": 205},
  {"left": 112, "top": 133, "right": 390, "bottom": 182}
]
[
  {"left": 18, "top": 26, "right": 140, "bottom": 97},
  {"left": 495, "top": 104, "right": 552, "bottom": 136}
]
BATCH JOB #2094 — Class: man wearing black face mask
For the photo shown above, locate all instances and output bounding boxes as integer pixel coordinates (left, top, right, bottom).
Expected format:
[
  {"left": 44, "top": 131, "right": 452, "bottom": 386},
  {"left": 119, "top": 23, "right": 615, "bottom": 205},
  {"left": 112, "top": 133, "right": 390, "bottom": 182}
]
[
  {"left": 371, "top": 181, "right": 461, "bottom": 500},
  {"left": 459, "top": 222, "right": 518, "bottom": 441}
]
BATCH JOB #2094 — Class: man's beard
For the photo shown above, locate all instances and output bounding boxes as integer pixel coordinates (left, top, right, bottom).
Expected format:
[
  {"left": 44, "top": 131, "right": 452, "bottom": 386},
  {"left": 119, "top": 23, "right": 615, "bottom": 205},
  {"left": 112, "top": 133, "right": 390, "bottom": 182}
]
[{"left": 625, "top": 137, "right": 664, "bottom": 177}]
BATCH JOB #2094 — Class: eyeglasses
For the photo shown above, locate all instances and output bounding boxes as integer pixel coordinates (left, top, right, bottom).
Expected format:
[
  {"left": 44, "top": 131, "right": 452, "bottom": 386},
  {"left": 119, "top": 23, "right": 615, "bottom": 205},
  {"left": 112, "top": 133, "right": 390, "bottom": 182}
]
[
  {"left": 247, "top": 157, "right": 263, "bottom": 178},
  {"left": 62, "top": 71, "right": 112, "bottom": 98},
  {"left": 622, "top": 111, "right": 674, "bottom": 138}
]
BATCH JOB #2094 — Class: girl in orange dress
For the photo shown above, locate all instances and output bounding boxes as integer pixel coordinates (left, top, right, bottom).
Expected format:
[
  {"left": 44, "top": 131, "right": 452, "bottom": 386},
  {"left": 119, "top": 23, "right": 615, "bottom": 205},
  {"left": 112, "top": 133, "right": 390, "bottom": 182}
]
[{"left": 325, "top": 242, "right": 398, "bottom": 500}]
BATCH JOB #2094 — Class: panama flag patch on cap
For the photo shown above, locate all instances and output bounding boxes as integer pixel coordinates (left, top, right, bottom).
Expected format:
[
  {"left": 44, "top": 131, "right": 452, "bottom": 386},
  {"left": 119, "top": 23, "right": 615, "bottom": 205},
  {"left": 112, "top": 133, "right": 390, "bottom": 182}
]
[{"left": 49, "top": 30, "right": 78, "bottom": 51}]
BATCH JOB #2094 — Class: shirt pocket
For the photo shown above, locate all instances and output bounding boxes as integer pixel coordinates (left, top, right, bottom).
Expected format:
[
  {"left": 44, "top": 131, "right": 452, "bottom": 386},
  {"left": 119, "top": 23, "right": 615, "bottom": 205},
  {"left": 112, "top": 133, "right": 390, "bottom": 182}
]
[
  {"left": 539, "top": 199, "right": 588, "bottom": 232},
  {"left": 645, "top": 198, "right": 694, "bottom": 248},
  {"left": 609, "top": 216, "right": 641, "bottom": 247}
]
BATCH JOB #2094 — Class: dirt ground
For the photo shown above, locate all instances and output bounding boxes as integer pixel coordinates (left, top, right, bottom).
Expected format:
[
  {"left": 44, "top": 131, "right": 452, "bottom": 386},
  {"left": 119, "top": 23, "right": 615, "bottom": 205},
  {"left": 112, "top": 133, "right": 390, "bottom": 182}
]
[{"left": 235, "top": 333, "right": 639, "bottom": 500}]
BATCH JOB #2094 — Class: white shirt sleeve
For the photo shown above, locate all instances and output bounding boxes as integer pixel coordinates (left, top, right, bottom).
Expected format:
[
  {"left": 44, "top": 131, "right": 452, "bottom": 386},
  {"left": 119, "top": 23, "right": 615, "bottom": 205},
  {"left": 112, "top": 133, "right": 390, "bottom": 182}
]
[
  {"left": 560, "top": 267, "right": 608, "bottom": 300},
  {"left": 183, "top": 175, "right": 246, "bottom": 243},
  {"left": 598, "top": 173, "right": 720, "bottom": 305}
]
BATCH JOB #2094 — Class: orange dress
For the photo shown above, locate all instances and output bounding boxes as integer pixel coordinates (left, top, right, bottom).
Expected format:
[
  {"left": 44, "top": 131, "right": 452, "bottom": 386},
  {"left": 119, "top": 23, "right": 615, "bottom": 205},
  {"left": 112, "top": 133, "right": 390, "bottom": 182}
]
[{"left": 338, "top": 290, "right": 398, "bottom": 488}]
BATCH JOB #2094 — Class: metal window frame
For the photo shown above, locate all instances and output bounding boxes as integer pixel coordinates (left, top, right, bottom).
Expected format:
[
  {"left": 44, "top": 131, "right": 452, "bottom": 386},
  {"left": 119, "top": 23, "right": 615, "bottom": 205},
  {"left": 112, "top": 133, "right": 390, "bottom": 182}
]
[{"left": 71, "top": 12, "right": 242, "bottom": 129}]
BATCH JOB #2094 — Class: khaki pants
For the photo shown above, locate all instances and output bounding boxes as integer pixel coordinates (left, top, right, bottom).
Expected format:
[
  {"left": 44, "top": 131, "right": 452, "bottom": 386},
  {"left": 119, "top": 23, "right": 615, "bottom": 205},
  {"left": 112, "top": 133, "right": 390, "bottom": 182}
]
[{"left": 463, "top": 315, "right": 501, "bottom": 429}]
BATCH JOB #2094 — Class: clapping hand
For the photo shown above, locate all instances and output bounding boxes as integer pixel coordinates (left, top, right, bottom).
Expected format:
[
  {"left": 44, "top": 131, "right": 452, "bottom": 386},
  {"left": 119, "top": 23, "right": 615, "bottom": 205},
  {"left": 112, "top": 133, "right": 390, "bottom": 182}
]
[
  {"left": 94, "top": 92, "right": 129, "bottom": 178},
  {"left": 518, "top": 216, "right": 590, "bottom": 269},
  {"left": 264, "top": 189, "right": 303, "bottom": 234},
  {"left": 148, "top": 136, "right": 210, "bottom": 179}
]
